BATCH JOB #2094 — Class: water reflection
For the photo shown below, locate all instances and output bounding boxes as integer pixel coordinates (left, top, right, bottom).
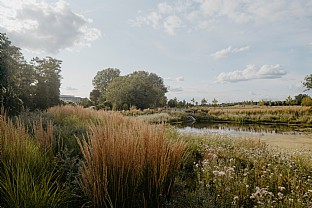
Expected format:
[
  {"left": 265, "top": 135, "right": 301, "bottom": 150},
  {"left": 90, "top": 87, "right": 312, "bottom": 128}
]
[{"left": 176, "top": 122, "right": 312, "bottom": 136}]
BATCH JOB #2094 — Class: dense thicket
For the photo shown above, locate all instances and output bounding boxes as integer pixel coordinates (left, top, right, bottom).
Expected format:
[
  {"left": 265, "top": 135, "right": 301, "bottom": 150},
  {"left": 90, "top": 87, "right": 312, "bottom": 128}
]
[{"left": 0, "top": 33, "right": 62, "bottom": 115}]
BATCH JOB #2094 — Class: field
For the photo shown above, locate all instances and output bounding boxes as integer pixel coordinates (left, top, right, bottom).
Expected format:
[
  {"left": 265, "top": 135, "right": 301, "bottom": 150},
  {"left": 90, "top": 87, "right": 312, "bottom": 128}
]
[{"left": 1, "top": 105, "right": 312, "bottom": 207}]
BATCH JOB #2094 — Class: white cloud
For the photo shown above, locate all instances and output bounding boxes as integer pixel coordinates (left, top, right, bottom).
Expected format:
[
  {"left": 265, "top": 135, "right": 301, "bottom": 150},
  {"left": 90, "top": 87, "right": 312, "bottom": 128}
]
[
  {"left": 211, "top": 46, "right": 250, "bottom": 59},
  {"left": 64, "top": 86, "right": 78, "bottom": 91},
  {"left": 216, "top": 64, "right": 287, "bottom": 83},
  {"left": 176, "top": 76, "right": 184, "bottom": 81},
  {"left": 0, "top": 0, "right": 101, "bottom": 53},
  {"left": 163, "top": 15, "right": 183, "bottom": 35},
  {"left": 158, "top": 2, "right": 173, "bottom": 14},
  {"left": 168, "top": 86, "right": 183, "bottom": 92},
  {"left": 130, "top": 0, "right": 312, "bottom": 35}
]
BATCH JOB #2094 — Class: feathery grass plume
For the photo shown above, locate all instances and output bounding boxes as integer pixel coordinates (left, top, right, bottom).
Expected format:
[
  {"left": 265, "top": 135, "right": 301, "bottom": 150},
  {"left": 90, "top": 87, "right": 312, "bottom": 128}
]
[{"left": 78, "top": 110, "right": 186, "bottom": 207}]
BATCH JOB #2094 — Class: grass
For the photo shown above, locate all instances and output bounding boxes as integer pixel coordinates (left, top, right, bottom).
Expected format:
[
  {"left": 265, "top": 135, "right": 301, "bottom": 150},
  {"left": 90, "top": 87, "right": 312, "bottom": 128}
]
[
  {"left": 78, "top": 111, "right": 186, "bottom": 207},
  {"left": 1, "top": 105, "right": 312, "bottom": 207},
  {"left": 0, "top": 114, "right": 69, "bottom": 208},
  {"left": 168, "top": 132, "right": 312, "bottom": 207}
]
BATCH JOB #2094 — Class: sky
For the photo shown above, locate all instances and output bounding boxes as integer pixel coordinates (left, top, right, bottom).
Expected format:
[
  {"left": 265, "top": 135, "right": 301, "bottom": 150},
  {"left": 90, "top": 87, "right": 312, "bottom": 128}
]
[{"left": 1, "top": 0, "right": 311, "bottom": 103}]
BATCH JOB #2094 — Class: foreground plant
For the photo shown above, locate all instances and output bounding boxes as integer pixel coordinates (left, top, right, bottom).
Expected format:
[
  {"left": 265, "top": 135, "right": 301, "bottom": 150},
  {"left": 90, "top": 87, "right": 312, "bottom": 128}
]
[
  {"left": 0, "top": 114, "right": 69, "bottom": 208},
  {"left": 169, "top": 133, "right": 312, "bottom": 208},
  {"left": 78, "top": 111, "right": 186, "bottom": 208}
]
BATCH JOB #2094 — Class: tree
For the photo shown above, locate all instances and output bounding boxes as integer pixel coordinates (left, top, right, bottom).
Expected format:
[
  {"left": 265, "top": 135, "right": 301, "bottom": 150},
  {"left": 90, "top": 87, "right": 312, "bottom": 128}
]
[
  {"left": 201, "top": 98, "right": 207, "bottom": 106},
  {"left": 294, "top": 94, "right": 308, "bottom": 105},
  {"left": 285, "top": 96, "right": 294, "bottom": 106},
  {"left": 92, "top": 68, "right": 120, "bottom": 94},
  {"left": 0, "top": 33, "right": 25, "bottom": 115},
  {"left": 212, "top": 98, "right": 218, "bottom": 106},
  {"left": 31, "top": 57, "right": 62, "bottom": 110},
  {"left": 303, "top": 74, "right": 312, "bottom": 91},
  {"left": 301, "top": 96, "right": 312, "bottom": 106},
  {"left": 106, "top": 71, "right": 167, "bottom": 110},
  {"left": 191, "top": 98, "right": 195, "bottom": 106},
  {"left": 168, "top": 98, "right": 178, "bottom": 108}
]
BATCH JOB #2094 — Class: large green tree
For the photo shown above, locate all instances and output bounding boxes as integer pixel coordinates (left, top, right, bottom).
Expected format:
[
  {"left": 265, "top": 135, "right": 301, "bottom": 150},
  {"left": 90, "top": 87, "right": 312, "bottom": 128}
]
[
  {"left": 0, "top": 33, "right": 24, "bottom": 115},
  {"left": 0, "top": 33, "right": 63, "bottom": 114},
  {"left": 31, "top": 57, "right": 62, "bottom": 110},
  {"left": 303, "top": 74, "right": 312, "bottom": 91},
  {"left": 91, "top": 68, "right": 120, "bottom": 105},
  {"left": 106, "top": 71, "right": 167, "bottom": 110}
]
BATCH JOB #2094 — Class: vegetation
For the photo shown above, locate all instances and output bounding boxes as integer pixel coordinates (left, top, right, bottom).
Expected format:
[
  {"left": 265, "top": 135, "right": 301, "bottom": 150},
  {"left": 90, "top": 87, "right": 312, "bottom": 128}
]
[
  {"left": 0, "top": 33, "right": 62, "bottom": 115},
  {"left": 169, "top": 133, "right": 312, "bottom": 207},
  {"left": 303, "top": 74, "right": 312, "bottom": 91},
  {"left": 105, "top": 71, "right": 167, "bottom": 110},
  {"left": 1, "top": 106, "right": 187, "bottom": 207}
]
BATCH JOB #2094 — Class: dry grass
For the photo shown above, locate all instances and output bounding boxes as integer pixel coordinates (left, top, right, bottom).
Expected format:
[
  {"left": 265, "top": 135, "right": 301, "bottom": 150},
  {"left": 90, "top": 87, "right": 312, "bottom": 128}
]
[{"left": 77, "top": 110, "right": 186, "bottom": 207}]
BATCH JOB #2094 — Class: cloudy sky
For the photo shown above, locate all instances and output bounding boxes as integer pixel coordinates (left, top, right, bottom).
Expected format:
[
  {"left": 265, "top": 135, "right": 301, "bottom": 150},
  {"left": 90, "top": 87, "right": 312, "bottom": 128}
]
[{"left": 1, "top": 0, "right": 311, "bottom": 103}]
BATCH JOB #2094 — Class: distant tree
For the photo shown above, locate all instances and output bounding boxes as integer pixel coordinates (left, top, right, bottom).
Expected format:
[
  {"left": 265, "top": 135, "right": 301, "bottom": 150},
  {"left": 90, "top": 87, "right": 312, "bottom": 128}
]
[
  {"left": 168, "top": 98, "right": 178, "bottom": 108},
  {"left": 212, "top": 98, "right": 218, "bottom": 106},
  {"left": 106, "top": 71, "right": 167, "bottom": 110},
  {"left": 201, "top": 98, "right": 207, "bottom": 106},
  {"left": 294, "top": 94, "right": 308, "bottom": 105},
  {"left": 301, "top": 96, "right": 312, "bottom": 106},
  {"left": 285, "top": 96, "right": 296, "bottom": 106},
  {"left": 191, "top": 98, "right": 195, "bottom": 106},
  {"left": 303, "top": 74, "right": 312, "bottom": 91}
]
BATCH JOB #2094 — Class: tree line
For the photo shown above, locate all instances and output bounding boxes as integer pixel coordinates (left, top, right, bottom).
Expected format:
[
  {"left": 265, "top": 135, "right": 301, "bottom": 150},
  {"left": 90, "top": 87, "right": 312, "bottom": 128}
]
[
  {"left": 0, "top": 33, "right": 62, "bottom": 115},
  {"left": 1, "top": 33, "right": 312, "bottom": 114}
]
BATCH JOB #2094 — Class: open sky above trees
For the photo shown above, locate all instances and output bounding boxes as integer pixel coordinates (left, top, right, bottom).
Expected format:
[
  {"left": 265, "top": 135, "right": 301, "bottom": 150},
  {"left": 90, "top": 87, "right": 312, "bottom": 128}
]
[{"left": 1, "top": 0, "right": 311, "bottom": 103}]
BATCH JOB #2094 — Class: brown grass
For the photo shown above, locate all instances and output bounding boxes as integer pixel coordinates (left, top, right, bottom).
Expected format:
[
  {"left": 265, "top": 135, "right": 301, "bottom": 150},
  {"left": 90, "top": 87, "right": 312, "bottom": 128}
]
[{"left": 78, "top": 110, "right": 186, "bottom": 207}]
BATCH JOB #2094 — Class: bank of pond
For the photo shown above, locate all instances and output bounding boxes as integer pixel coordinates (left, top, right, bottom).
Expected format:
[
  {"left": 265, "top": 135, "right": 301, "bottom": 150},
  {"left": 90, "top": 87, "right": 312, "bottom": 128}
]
[{"left": 1, "top": 105, "right": 312, "bottom": 207}]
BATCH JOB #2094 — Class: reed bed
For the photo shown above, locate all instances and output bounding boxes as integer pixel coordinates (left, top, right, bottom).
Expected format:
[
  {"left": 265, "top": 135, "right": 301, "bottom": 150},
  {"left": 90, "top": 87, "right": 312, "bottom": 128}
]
[{"left": 78, "top": 111, "right": 186, "bottom": 208}]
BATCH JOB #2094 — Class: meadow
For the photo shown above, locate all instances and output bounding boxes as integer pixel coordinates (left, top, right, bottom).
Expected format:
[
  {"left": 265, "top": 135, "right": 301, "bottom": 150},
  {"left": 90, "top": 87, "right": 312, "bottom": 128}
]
[{"left": 1, "top": 105, "right": 312, "bottom": 207}]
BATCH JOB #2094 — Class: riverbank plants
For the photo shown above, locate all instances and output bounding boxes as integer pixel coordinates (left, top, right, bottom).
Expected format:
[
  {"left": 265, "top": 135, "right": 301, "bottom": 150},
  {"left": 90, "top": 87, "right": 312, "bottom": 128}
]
[
  {"left": 1, "top": 105, "right": 312, "bottom": 207},
  {"left": 169, "top": 133, "right": 312, "bottom": 207}
]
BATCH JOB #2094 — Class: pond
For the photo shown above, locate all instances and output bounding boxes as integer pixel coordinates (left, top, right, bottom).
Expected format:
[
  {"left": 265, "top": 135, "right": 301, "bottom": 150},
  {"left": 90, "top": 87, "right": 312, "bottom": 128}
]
[{"left": 176, "top": 122, "right": 312, "bottom": 149}]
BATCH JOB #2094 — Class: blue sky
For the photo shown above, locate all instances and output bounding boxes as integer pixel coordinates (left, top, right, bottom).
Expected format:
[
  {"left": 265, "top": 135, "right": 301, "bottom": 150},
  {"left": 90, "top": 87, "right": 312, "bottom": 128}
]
[{"left": 1, "top": 0, "right": 311, "bottom": 103}]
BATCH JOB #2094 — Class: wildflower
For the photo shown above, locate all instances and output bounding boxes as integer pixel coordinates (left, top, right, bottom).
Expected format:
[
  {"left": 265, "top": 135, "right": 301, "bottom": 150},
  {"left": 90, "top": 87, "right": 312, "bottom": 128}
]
[
  {"left": 277, "top": 192, "right": 283, "bottom": 199},
  {"left": 278, "top": 186, "right": 286, "bottom": 191}
]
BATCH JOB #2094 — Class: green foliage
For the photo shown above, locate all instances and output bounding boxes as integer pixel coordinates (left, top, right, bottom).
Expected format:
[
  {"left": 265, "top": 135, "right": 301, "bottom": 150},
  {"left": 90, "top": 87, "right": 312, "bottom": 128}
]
[
  {"left": 0, "top": 33, "right": 62, "bottom": 114},
  {"left": 106, "top": 71, "right": 167, "bottom": 110},
  {"left": 92, "top": 68, "right": 120, "bottom": 93},
  {"left": 0, "top": 114, "right": 69, "bottom": 208},
  {"left": 303, "top": 74, "right": 312, "bottom": 91},
  {"left": 169, "top": 133, "right": 312, "bottom": 208},
  {"left": 301, "top": 96, "right": 312, "bottom": 106}
]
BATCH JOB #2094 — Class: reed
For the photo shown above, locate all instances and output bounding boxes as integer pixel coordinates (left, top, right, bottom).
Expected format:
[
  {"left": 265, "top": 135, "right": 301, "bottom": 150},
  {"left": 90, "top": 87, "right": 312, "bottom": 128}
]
[{"left": 78, "top": 111, "right": 186, "bottom": 207}]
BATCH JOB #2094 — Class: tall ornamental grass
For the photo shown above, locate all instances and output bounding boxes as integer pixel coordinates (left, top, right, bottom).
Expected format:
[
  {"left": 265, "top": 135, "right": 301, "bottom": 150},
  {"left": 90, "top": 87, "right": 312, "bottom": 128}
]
[
  {"left": 78, "top": 111, "right": 186, "bottom": 208},
  {"left": 0, "top": 114, "right": 69, "bottom": 208}
]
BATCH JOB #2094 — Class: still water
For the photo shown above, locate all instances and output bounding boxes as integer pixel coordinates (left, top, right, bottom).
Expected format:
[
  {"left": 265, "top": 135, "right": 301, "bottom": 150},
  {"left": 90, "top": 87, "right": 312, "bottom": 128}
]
[{"left": 176, "top": 122, "right": 312, "bottom": 136}]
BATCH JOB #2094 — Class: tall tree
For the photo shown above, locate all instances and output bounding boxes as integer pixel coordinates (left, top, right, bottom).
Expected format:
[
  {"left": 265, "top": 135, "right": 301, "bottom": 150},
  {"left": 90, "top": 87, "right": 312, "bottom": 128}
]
[
  {"left": 31, "top": 57, "right": 62, "bottom": 110},
  {"left": 92, "top": 68, "right": 120, "bottom": 93},
  {"left": 0, "top": 33, "right": 24, "bottom": 115},
  {"left": 303, "top": 74, "right": 312, "bottom": 91},
  {"left": 106, "top": 71, "right": 167, "bottom": 110}
]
